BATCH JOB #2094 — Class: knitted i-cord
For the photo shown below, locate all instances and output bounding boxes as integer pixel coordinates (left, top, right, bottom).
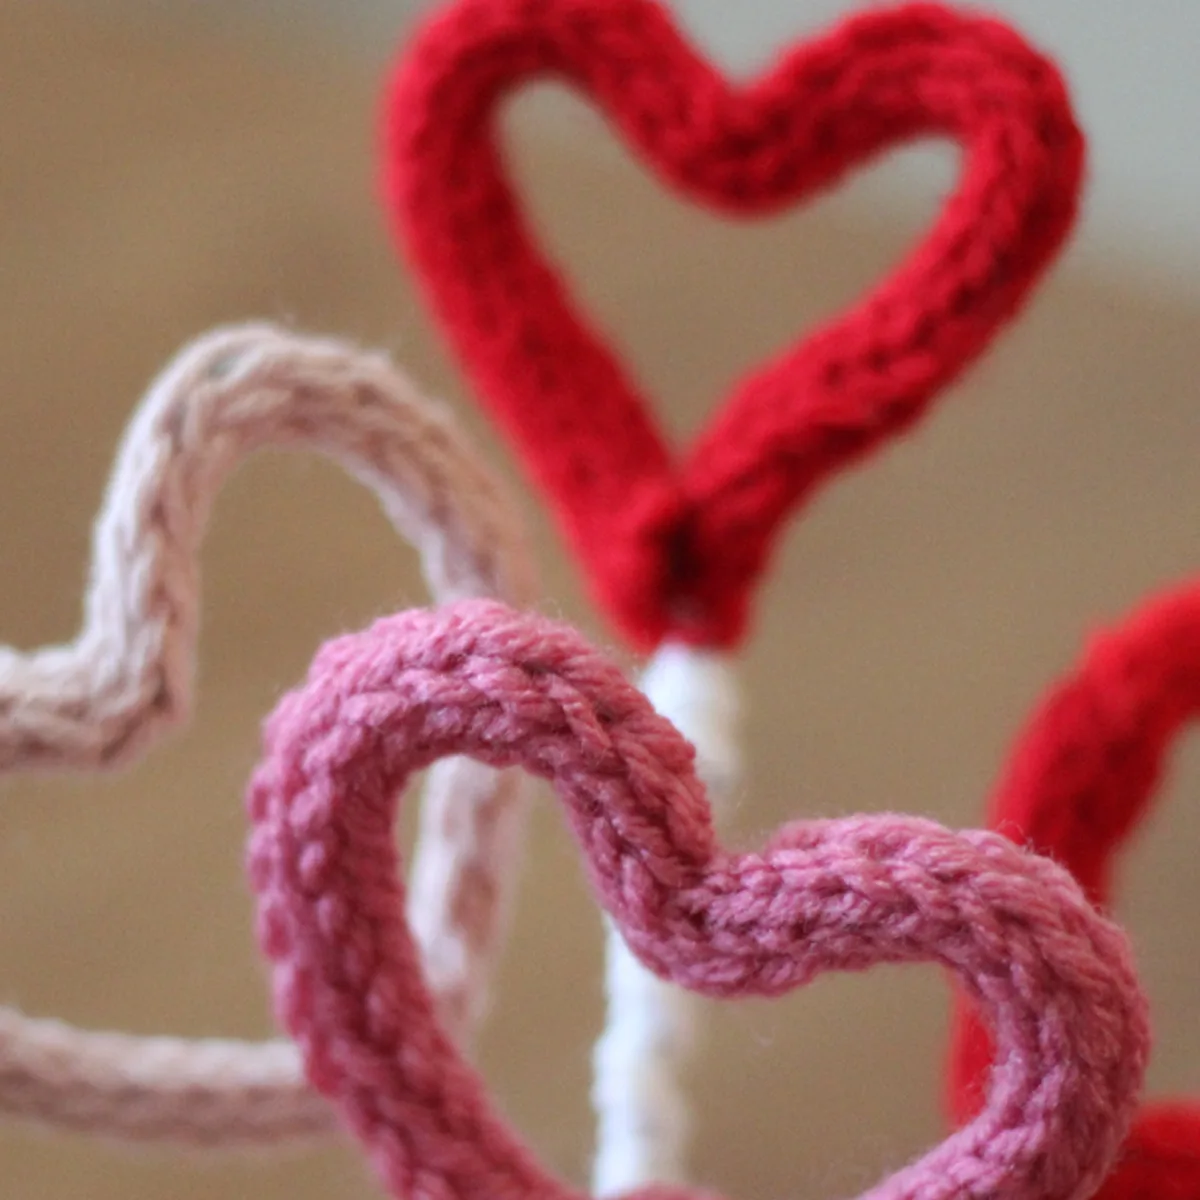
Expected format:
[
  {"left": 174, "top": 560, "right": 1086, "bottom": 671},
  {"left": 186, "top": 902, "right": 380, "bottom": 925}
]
[
  {"left": 380, "top": 0, "right": 1084, "bottom": 1188},
  {"left": 247, "top": 599, "right": 1149, "bottom": 1200},
  {"left": 0, "top": 324, "right": 538, "bottom": 1146},
  {"left": 947, "top": 580, "right": 1200, "bottom": 1199}
]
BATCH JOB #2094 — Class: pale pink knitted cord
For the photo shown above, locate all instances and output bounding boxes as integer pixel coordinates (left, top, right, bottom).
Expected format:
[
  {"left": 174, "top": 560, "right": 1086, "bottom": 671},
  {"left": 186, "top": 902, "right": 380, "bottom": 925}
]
[
  {"left": 0, "top": 324, "right": 537, "bottom": 1146},
  {"left": 248, "top": 599, "right": 1150, "bottom": 1200}
]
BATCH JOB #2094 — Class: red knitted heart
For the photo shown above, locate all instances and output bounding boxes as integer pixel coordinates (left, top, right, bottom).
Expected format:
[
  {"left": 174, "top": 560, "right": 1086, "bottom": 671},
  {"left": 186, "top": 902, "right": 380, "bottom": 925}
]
[
  {"left": 381, "top": 0, "right": 1083, "bottom": 650},
  {"left": 247, "top": 600, "right": 1149, "bottom": 1200},
  {"left": 947, "top": 580, "right": 1200, "bottom": 1199}
]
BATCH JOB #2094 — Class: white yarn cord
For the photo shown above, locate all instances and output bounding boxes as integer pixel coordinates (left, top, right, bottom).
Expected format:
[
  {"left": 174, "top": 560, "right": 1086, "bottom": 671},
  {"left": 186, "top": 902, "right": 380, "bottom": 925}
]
[{"left": 591, "top": 642, "right": 741, "bottom": 1195}]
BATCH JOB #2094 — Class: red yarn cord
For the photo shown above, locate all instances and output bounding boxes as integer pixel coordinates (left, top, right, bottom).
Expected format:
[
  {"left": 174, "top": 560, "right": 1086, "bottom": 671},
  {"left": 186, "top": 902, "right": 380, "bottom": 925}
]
[{"left": 381, "top": 0, "right": 1083, "bottom": 649}]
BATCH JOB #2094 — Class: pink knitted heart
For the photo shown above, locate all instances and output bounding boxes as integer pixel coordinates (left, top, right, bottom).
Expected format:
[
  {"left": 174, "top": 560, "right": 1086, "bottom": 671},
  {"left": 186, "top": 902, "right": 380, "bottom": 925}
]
[{"left": 247, "top": 600, "right": 1149, "bottom": 1200}]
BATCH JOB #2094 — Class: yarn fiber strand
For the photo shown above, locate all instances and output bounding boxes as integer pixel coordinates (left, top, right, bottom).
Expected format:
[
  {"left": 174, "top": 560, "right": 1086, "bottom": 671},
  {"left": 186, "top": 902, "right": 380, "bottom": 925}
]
[{"left": 0, "top": 324, "right": 537, "bottom": 1146}]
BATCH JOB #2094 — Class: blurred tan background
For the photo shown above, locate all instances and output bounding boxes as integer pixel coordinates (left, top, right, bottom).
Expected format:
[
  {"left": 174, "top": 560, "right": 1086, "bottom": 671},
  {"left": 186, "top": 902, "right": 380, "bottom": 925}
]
[{"left": 2, "top": 4, "right": 1199, "bottom": 1199}]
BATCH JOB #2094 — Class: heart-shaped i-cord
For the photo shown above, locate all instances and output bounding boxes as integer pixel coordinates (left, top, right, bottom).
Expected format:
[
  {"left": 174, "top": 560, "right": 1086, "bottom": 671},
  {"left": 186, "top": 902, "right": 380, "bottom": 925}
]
[
  {"left": 0, "top": 323, "right": 539, "bottom": 1148},
  {"left": 380, "top": 0, "right": 1085, "bottom": 1188},
  {"left": 948, "top": 579, "right": 1200, "bottom": 1199},
  {"left": 247, "top": 598, "right": 1150, "bottom": 1200}
]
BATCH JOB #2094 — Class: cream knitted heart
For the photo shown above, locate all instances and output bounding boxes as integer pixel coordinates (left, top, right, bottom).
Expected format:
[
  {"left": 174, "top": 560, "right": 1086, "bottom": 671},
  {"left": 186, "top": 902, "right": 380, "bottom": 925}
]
[{"left": 0, "top": 322, "right": 537, "bottom": 1147}]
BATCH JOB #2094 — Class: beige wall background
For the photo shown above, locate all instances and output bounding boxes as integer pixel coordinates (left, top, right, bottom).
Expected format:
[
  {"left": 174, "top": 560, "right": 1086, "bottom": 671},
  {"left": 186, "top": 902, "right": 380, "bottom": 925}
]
[{"left": 2, "top": 4, "right": 1198, "bottom": 1199}]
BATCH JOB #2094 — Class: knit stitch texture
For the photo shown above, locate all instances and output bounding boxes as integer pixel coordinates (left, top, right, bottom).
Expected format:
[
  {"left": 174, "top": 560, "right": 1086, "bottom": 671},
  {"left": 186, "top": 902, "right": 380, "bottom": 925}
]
[
  {"left": 591, "top": 646, "right": 740, "bottom": 1193},
  {"left": 247, "top": 599, "right": 1150, "bottom": 1200},
  {"left": 382, "top": 0, "right": 1084, "bottom": 650},
  {"left": 0, "top": 324, "right": 537, "bottom": 1146}
]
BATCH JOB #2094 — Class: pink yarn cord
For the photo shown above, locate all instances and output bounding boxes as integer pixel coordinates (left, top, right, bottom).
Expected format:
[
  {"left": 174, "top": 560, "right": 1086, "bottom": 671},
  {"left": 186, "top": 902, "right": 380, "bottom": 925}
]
[
  {"left": 248, "top": 599, "right": 1149, "bottom": 1200},
  {"left": 0, "top": 325, "right": 537, "bottom": 1147}
]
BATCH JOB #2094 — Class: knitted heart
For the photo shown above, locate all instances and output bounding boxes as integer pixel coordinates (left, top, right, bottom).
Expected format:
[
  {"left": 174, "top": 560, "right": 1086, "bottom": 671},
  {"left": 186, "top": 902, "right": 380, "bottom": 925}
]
[
  {"left": 0, "top": 324, "right": 537, "bottom": 1146},
  {"left": 948, "top": 581, "right": 1200, "bottom": 1200},
  {"left": 382, "top": 0, "right": 1083, "bottom": 650},
  {"left": 247, "top": 599, "right": 1148, "bottom": 1200}
]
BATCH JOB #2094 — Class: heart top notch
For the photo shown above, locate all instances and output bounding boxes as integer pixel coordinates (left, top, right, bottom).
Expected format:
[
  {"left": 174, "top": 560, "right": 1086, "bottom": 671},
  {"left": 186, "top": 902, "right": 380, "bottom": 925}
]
[{"left": 382, "top": 0, "right": 1084, "bottom": 651}]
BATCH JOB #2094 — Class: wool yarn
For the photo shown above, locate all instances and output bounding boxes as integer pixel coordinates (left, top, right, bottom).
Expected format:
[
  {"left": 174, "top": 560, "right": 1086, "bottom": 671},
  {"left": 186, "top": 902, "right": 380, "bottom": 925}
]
[
  {"left": 246, "top": 598, "right": 1150, "bottom": 1200},
  {"left": 380, "top": 0, "right": 1085, "bottom": 1187},
  {"left": 947, "top": 579, "right": 1200, "bottom": 1199},
  {"left": 0, "top": 323, "right": 537, "bottom": 1146},
  {"left": 381, "top": 0, "right": 1083, "bottom": 653}
]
